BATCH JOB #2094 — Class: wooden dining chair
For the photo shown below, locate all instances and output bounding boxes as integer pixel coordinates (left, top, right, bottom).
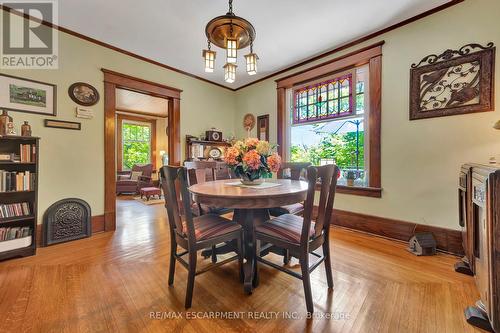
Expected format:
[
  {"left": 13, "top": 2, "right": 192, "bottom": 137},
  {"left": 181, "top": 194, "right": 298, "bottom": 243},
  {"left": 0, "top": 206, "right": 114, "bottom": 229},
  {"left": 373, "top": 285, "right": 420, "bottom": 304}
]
[
  {"left": 269, "top": 162, "right": 311, "bottom": 217},
  {"left": 184, "top": 161, "right": 232, "bottom": 217},
  {"left": 160, "top": 165, "right": 244, "bottom": 308},
  {"left": 254, "top": 164, "right": 339, "bottom": 314}
]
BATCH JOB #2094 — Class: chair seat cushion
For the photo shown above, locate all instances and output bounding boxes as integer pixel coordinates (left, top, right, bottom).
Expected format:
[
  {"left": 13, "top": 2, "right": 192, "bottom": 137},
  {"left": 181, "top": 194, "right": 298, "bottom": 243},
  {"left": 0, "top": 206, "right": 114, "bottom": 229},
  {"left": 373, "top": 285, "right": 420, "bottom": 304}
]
[
  {"left": 255, "top": 214, "right": 314, "bottom": 244},
  {"left": 182, "top": 214, "right": 241, "bottom": 241},
  {"left": 191, "top": 203, "right": 232, "bottom": 217},
  {"left": 268, "top": 203, "right": 304, "bottom": 217}
]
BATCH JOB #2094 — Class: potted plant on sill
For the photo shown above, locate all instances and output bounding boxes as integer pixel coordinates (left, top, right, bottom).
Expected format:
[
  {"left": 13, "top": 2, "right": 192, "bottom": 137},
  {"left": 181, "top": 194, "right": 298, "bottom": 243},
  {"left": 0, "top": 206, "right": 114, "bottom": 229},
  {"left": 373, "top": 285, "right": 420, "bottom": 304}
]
[
  {"left": 346, "top": 170, "right": 356, "bottom": 186},
  {"left": 224, "top": 137, "right": 281, "bottom": 185}
]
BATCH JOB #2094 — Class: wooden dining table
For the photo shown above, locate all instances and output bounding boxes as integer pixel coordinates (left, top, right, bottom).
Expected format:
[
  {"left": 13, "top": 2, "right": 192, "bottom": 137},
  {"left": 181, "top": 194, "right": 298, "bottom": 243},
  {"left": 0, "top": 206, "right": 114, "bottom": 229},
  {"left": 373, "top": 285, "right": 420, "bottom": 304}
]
[{"left": 189, "top": 178, "right": 308, "bottom": 294}]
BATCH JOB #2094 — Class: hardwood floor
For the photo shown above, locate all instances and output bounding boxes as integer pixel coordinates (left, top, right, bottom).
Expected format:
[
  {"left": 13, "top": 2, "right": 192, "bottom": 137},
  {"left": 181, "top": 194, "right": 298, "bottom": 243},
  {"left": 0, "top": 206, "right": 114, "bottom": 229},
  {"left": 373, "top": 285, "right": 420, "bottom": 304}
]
[{"left": 0, "top": 197, "right": 482, "bottom": 333}]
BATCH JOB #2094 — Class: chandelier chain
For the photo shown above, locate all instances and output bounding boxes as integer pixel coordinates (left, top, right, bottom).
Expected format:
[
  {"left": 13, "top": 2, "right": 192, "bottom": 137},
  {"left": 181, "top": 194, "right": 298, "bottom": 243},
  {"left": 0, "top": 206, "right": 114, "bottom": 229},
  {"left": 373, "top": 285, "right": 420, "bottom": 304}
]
[{"left": 228, "top": 0, "right": 233, "bottom": 14}]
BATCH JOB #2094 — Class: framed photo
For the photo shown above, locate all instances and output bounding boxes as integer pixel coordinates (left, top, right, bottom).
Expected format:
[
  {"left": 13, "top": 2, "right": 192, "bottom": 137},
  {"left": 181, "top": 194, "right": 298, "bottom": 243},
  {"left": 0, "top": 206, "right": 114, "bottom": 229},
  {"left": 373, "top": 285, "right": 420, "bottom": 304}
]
[
  {"left": 44, "top": 119, "right": 81, "bottom": 130},
  {"left": 0, "top": 74, "right": 57, "bottom": 116},
  {"left": 257, "top": 114, "right": 269, "bottom": 141},
  {"left": 409, "top": 43, "right": 495, "bottom": 120},
  {"left": 68, "top": 82, "right": 100, "bottom": 106}
]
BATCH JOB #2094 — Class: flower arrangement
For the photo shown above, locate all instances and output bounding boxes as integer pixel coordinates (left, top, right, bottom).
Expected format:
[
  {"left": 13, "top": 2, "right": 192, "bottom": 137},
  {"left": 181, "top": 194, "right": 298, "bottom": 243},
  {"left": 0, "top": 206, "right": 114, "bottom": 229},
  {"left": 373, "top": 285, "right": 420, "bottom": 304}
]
[{"left": 224, "top": 138, "right": 281, "bottom": 184}]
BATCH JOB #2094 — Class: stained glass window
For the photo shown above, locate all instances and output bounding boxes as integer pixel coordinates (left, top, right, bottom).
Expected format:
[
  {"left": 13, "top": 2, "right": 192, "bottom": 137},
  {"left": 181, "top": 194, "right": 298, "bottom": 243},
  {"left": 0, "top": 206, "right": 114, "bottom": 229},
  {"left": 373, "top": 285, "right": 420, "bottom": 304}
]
[{"left": 293, "top": 74, "right": 353, "bottom": 124}]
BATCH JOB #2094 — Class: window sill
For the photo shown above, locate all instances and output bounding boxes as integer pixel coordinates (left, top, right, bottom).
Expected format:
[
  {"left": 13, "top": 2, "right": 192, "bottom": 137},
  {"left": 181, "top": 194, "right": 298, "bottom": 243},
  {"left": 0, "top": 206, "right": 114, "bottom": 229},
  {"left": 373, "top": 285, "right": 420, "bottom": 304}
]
[{"left": 315, "top": 183, "right": 382, "bottom": 198}]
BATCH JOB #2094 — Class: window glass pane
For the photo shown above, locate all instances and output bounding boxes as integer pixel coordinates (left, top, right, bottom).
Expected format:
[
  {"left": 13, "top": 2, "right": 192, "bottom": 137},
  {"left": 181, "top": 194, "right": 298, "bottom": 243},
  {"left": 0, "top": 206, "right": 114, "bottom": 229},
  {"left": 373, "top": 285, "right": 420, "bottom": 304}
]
[
  {"left": 356, "top": 93, "right": 364, "bottom": 112},
  {"left": 340, "top": 78, "right": 350, "bottom": 97},
  {"left": 290, "top": 117, "right": 367, "bottom": 186},
  {"left": 340, "top": 97, "right": 350, "bottom": 113},
  {"left": 122, "top": 122, "right": 152, "bottom": 170},
  {"left": 356, "top": 81, "right": 364, "bottom": 94}
]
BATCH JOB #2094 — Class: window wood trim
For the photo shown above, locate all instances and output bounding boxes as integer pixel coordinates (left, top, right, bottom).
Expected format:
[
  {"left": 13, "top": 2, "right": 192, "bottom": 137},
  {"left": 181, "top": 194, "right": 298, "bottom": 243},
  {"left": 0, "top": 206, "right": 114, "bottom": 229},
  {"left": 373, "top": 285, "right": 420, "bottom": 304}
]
[
  {"left": 276, "top": 42, "right": 383, "bottom": 198},
  {"left": 116, "top": 114, "right": 157, "bottom": 172}
]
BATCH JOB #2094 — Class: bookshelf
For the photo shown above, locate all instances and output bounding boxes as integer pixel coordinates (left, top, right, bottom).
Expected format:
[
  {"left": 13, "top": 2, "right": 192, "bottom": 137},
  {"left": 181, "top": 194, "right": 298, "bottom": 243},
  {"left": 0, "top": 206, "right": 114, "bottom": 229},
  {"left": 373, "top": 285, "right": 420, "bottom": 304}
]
[{"left": 0, "top": 135, "right": 39, "bottom": 261}]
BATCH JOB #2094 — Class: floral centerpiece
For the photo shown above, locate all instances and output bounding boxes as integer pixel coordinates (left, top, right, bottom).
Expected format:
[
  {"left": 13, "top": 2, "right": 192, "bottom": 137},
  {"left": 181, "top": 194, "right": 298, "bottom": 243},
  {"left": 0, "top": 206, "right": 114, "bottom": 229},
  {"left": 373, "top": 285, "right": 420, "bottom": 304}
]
[{"left": 224, "top": 138, "right": 281, "bottom": 185}]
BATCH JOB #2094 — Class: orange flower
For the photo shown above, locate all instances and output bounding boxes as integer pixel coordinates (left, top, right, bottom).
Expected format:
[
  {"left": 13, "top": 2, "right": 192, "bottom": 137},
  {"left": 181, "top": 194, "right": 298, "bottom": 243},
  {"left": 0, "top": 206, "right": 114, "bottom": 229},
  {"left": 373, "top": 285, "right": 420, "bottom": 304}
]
[
  {"left": 267, "top": 153, "right": 281, "bottom": 173},
  {"left": 243, "top": 150, "right": 262, "bottom": 170},
  {"left": 224, "top": 146, "right": 240, "bottom": 165},
  {"left": 245, "top": 137, "right": 259, "bottom": 148}
]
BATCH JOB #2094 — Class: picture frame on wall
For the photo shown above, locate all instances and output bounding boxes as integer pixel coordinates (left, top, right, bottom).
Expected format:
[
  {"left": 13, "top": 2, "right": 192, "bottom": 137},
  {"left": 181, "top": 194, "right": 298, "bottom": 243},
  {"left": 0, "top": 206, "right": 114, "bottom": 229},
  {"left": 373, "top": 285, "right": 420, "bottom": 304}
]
[
  {"left": 0, "top": 73, "right": 57, "bottom": 116},
  {"left": 257, "top": 114, "right": 269, "bottom": 141},
  {"left": 409, "top": 43, "right": 495, "bottom": 120},
  {"left": 44, "top": 119, "right": 81, "bottom": 130}
]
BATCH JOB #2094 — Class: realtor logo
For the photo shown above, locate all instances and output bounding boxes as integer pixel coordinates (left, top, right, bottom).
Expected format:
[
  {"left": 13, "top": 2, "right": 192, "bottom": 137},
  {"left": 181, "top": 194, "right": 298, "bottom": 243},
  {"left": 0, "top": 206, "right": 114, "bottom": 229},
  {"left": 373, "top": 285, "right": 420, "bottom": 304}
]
[{"left": 1, "top": 0, "right": 58, "bottom": 69}]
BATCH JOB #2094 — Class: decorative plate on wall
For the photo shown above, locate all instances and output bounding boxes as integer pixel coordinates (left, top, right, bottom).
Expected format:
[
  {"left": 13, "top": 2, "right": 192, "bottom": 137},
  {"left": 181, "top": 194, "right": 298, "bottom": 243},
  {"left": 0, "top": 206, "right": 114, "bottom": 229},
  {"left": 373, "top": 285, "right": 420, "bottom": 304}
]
[
  {"left": 68, "top": 82, "right": 100, "bottom": 106},
  {"left": 243, "top": 113, "right": 255, "bottom": 132}
]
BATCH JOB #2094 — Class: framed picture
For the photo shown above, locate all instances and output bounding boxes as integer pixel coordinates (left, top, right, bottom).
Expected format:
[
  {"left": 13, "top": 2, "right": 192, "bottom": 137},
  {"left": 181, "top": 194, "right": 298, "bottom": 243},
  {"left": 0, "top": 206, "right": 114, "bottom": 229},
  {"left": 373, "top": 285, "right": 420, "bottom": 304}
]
[
  {"left": 44, "top": 119, "right": 81, "bottom": 130},
  {"left": 409, "top": 43, "right": 495, "bottom": 120},
  {"left": 0, "top": 74, "right": 57, "bottom": 116},
  {"left": 68, "top": 82, "right": 100, "bottom": 106},
  {"left": 257, "top": 114, "right": 269, "bottom": 141}
]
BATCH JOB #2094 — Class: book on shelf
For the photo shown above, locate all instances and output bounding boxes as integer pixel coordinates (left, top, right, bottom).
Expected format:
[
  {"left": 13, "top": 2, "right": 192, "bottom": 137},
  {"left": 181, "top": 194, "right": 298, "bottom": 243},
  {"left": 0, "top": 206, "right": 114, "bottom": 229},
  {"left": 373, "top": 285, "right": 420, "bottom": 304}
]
[
  {"left": 0, "top": 226, "right": 32, "bottom": 241},
  {"left": 19, "top": 144, "right": 36, "bottom": 163},
  {"left": 0, "top": 202, "right": 31, "bottom": 219},
  {"left": 0, "top": 170, "right": 36, "bottom": 192}
]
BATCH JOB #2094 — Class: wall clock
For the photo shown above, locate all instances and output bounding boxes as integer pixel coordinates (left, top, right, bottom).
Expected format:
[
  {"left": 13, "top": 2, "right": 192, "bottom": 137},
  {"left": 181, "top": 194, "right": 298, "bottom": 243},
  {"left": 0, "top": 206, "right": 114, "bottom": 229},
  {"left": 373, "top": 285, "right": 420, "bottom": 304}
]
[
  {"left": 243, "top": 113, "right": 255, "bottom": 132},
  {"left": 68, "top": 82, "right": 100, "bottom": 106}
]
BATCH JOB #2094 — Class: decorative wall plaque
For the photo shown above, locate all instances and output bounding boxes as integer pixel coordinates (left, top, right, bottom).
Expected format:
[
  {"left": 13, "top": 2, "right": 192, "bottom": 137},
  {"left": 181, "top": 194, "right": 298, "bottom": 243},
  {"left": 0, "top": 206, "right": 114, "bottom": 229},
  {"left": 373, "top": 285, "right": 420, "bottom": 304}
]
[
  {"left": 42, "top": 198, "right": 91, "bottom": 246},
  {"left": 409, "top": 43, "right": 495, "bottom": 120}
]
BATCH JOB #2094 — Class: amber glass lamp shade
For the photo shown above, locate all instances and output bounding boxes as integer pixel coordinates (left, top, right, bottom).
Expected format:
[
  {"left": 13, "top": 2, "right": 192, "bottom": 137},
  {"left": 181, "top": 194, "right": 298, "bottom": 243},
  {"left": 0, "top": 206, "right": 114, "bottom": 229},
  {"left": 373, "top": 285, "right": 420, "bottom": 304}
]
[
  {"left": 245, "top": 52, "right": 258, "bottom": 75},
  {"left": 224, "top": 63, "right": 237, "bottom": 83},
  {"left": 226, "top": 38, "right": 238, "bottom": 64},
  {"left": 202, "top": 49, "right": 216, "bottom": 73}
]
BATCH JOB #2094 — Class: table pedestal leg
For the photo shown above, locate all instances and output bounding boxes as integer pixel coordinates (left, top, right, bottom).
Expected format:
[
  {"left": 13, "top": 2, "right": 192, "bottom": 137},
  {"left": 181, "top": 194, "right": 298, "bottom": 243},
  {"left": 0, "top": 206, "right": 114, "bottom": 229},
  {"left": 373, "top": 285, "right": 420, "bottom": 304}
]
[{"left": 233, "top": 208, "right": 269, "bottom": 294}]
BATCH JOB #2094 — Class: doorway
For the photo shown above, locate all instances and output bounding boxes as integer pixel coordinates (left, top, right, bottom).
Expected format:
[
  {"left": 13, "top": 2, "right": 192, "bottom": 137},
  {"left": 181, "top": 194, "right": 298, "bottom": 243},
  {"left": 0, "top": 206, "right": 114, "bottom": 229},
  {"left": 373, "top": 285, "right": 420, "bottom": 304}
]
[{"left": 102, "top": 69, "right": 182, "bottom": 231}]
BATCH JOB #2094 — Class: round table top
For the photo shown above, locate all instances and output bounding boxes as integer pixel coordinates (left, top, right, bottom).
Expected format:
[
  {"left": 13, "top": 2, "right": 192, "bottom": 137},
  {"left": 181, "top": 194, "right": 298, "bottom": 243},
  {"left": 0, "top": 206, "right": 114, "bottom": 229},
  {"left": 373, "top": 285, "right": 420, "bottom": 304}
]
[{"left": 189, "top": 179, "right": 309, "bottom": 209}]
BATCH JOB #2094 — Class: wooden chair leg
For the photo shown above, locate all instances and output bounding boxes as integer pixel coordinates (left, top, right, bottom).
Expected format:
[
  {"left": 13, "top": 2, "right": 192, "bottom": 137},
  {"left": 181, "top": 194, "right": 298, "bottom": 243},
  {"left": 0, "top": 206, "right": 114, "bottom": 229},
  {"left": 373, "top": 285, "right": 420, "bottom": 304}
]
[
  {"left": 211, "top": 245, "right": 217, "bottom": 264},
  {"left": 323, "top": 239, "right": 334, "bottom": 289},
  {"left": 237, "top": 232, "right": 244, "bottom": 283},
  {"left": 253, "top": 240, "right": 260, "bottom": 287},
  {"left": 185, "top": 250, "right": 197, "bottom": 309},
  {"left": 168, "top": 242, "right": 176, "bottom": 286},
  {"left": 300, "top": 253, "right": 314, "bottom": 314},
  {"left": 283, "top": 249, "right": 290, "bottom": 265}
]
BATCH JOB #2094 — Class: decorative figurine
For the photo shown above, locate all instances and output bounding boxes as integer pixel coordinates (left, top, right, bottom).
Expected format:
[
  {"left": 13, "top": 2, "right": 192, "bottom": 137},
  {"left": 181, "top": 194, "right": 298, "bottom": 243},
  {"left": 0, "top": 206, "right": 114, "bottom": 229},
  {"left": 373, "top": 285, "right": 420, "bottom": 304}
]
[
  {"left": 21, "top": 121, "right": 32, "bottom": 137},
  {"left": 0, "top": 110, "right": 13, "bottom": 136},
  {"left": 6, "top": 121, "right": 16, "bottom": 136}
]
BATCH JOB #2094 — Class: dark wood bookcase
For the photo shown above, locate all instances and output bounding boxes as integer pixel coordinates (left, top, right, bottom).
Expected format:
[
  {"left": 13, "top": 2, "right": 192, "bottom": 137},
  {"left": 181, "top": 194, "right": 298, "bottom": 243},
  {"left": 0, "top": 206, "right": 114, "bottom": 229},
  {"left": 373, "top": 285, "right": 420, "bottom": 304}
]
[{"left": 0, "top": 135, "right": 39, "bottom": 261}]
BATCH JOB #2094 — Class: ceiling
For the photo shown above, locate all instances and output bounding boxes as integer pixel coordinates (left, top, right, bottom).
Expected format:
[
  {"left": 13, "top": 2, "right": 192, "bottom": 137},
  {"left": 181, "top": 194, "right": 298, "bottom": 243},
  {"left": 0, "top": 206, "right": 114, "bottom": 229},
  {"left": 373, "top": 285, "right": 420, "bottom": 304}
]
[
  {"left": 56, "top": 0, "right": 451, "bottom": 89},
  {"left": 116, "top": 88, "right": 169, "bottom": 117}
]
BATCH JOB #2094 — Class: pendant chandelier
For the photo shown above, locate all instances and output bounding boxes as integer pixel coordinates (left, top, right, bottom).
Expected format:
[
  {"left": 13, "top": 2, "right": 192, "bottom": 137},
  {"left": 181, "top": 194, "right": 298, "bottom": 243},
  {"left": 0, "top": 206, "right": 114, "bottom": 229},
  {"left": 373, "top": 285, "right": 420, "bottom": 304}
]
[{"left": 202, "top": 0, "right": 258, "bottom": 83}]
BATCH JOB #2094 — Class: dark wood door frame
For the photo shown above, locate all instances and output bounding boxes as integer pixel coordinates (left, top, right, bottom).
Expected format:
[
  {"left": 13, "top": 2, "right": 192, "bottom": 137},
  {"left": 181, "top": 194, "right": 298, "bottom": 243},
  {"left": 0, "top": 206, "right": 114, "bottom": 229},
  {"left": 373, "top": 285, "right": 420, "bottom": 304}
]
[{"left": 102, "top": 69, "right": 182, "bottom": 231}]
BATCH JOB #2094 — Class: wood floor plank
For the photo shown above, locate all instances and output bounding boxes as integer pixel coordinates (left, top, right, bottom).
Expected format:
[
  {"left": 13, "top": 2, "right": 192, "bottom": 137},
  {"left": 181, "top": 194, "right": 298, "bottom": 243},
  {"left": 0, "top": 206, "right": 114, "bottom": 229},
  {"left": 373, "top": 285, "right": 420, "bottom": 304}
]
[{"left": 0, "top": 197, "right": 482, "bottom": 333}]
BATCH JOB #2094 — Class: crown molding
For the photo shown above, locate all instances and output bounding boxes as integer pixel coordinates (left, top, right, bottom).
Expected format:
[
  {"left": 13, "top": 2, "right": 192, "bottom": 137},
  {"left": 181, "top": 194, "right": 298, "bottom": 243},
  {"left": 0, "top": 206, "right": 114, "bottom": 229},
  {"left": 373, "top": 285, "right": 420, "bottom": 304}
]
[{"left": 1, "top": 0, "right": 464, "bottom": 92}]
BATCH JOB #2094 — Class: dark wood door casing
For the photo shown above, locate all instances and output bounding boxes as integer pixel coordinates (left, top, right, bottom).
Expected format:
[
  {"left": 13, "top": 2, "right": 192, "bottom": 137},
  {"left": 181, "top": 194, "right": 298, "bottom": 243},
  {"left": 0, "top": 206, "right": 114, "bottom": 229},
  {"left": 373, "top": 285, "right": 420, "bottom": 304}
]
[{"left": 102, "top": 69, "right": 182, "bottom": 231}]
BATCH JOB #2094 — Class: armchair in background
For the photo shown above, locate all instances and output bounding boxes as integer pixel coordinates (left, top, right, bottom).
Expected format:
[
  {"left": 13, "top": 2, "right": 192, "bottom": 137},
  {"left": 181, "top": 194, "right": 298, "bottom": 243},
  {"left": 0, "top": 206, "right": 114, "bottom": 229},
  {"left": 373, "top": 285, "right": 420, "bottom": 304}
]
[{"left": 116, "top": 164, "right": 154, "bottom": 195}]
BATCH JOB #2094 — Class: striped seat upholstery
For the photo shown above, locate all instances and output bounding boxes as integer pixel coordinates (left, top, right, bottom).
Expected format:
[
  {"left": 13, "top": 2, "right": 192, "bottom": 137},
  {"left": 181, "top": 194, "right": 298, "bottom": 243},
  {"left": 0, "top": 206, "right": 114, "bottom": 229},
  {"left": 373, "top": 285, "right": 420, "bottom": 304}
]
[
  {"left": 182, "top": 214, "right": 241, "bottom": 241},
  {"left": 256, "top": 214, "right": 315, "bottom": 244},
  {"left": 268, "top": 203, "right": 304, "bottom": 217}
]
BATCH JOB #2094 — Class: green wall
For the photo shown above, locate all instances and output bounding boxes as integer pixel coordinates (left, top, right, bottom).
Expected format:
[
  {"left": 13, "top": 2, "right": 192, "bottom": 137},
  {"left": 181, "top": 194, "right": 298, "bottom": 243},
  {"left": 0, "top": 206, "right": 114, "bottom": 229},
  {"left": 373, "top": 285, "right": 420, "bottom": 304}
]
[
  {"left": 1, "top": 13, "right": 236, "bottom": 223},
  {"left": 234, "top": 0, "right": 500, "bottom": 230}
]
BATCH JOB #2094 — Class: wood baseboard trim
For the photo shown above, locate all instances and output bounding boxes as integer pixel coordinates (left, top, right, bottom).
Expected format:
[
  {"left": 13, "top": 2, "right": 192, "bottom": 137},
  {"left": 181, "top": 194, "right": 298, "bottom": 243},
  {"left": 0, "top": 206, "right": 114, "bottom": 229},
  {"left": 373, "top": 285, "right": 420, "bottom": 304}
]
[
  {"left": 316, "top": 208, "right": 463, "bottom": 256},
  {"left": 36, "top": 214, "right": 106, "bottom": 247}
]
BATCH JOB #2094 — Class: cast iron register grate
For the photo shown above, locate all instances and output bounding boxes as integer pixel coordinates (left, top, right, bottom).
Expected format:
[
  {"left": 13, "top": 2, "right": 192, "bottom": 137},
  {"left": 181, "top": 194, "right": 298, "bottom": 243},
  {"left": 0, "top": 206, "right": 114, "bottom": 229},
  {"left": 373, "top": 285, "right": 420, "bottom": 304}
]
[{"left": 42, "top": 198, "right": 92, "bottom": 246}]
